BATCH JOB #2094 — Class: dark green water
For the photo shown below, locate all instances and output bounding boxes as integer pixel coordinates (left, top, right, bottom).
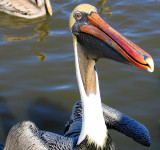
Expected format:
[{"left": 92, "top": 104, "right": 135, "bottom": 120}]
[{"left": 0, "top": 0, "right": 159, "bottom": 149}]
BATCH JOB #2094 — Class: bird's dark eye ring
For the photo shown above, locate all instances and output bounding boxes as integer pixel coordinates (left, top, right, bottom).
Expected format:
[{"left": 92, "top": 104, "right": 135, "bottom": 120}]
[{"left": 74, "top": 11, "right": 82, "bottom": 20}]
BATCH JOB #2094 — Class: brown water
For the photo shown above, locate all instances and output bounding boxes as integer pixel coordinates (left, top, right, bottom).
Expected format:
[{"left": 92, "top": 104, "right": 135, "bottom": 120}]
[{"left": 0, "top": 0, "right": 159, "bottom": 149}]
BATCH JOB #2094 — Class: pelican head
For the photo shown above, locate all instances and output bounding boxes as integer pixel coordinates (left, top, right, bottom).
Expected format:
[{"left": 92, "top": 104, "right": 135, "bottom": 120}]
[{"left": 69, "top": 4, "right": 154, "bottom": 73}]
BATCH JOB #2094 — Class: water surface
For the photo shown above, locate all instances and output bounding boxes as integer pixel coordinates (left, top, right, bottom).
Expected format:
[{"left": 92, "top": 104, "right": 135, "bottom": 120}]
[{"left": 0, "top": 0, "right": 159, "bottom": 149}]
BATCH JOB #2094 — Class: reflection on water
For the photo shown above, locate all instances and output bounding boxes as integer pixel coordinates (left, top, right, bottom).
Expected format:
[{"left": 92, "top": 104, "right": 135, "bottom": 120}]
[
  {"left": 35, "top": 52, "right": 47, "bottom": 62},
  {"left": 97, "top": 0, "right": 112, "bottom": 15},
  {"left": 99, "top": 6, "right": 112, "bottom": 15},
  {"left": 4, "top": 34, "right": 38, "bottom": 42},
  {"left": 1, "top": 14, "right": 50, "bottom": 64},
  {"left": 0, "top": 0, "right": 159, "bottom": 150},
  {"left": 0, "top": 11, "right": 48, "bottom": 29},
  {"left": 97, "top": 0, "right": 107, "bottom": 6},
  {"left": 3, "top": 20, "right": 50, "bottom": 43}
]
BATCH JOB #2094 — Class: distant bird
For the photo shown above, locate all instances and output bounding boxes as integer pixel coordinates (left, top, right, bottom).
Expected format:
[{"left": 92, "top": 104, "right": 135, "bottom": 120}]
[
  {"left": 4, "top": 4, "right": 154, "bottom": 150},
  {"left": 0, "top": 0, "right": 52, "bottom": 19}
]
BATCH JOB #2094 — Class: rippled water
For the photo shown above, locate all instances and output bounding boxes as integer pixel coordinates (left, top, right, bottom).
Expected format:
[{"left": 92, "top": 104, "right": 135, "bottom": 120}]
[{"left": 0, "top": 0, "right": 159, "bottom": 149}]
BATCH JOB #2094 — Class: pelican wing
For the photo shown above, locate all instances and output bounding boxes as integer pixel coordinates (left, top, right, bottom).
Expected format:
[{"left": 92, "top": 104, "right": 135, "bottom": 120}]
[
  {"left": 102, "top": 103, "right": 151, "bottom": 146},
  {"left": 64, "top": 100, "right": 151, "bottom": 146},
  {"left": 4, "top": 121, "right": 76, "bottom": 150},
  {"left": 41, "top": 131, "right": 75, "bottom": 150},
  {"left": 4, "top": 100, "right": 151, "bottom": 149}
]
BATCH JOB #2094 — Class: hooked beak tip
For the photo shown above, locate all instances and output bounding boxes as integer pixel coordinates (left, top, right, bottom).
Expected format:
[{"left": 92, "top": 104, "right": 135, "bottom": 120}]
[
  {"left": 45, "top": 0, "right": 53, "bottom": 16},
  {"left": 145, "top": 57, "right": 154, "bottom": 73},
  {"left": 48, "top": 8, "right": 53, "bottom": 16},
  {"left": 49, "top": 12, "right": 53, "bottom": 16}
]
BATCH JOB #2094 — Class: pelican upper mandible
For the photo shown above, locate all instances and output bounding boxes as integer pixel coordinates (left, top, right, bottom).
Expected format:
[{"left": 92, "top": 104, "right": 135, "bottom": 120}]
[
  {"left": 0, "top": 0, "right": 52, "bottom": 18},
  {"left": 3, "top": 4, "right": 153, "bottom": 150}
]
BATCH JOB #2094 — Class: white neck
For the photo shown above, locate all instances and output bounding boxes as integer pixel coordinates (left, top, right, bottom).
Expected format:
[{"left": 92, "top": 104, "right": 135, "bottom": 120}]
[{"left": 74, "top": 39, "right": 107, "bottom": 147}]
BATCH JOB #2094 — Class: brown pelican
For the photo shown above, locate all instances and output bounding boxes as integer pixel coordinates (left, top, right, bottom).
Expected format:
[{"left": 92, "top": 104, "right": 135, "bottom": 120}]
[
  {"left": 3, "top": 4, "right": 154, "bottom": 150},
  {"left": 0, "top": 0, "right": 52, "bottom": 18}
]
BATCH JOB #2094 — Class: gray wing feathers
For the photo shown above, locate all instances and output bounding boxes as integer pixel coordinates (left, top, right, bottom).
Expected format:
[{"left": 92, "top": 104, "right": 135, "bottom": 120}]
[
  {"left": 4, "top": 121, "right": 48, "bottom": 150},
  {"left": 102, "top": 103, "right": 151, "bottom": 146},
  {"left": 64, "top": 100, "right": 151, "bottom": 146},
  {"left": 4, "top": 121, "right": 75, "bottom": 150},
  {"left": 4, "top": 100, "right": 151, "bottom": 149},
  {"left": 64, "top": 101, "right": 82, "bottom": 139},
  {"left": 41, "top": 132, "right": 75, "bottom": 150}
]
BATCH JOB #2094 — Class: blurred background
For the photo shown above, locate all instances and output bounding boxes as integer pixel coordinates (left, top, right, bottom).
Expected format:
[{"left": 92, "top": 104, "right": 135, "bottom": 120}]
[{"left": 0, "top": 0, "right": 159, "bottom": 149}]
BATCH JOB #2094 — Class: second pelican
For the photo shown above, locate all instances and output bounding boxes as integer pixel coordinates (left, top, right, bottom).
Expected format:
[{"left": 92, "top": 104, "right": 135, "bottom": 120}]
[{"left": 0, "top": 0, "right": 52, "bottom": 18}]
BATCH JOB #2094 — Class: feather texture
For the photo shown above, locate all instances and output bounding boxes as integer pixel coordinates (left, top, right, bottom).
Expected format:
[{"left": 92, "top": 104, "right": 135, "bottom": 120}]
[
  {"left": 4, "top": 101, "right": 150, "bottom": 149},
  {"left": 0, "top": 0, "right": 51, "bottom": 18}
]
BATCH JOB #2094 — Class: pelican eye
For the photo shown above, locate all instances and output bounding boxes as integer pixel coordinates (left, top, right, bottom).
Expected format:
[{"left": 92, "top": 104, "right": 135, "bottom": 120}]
[{"left": 74, "top": 11, "right": 82, "bottom": 20}]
